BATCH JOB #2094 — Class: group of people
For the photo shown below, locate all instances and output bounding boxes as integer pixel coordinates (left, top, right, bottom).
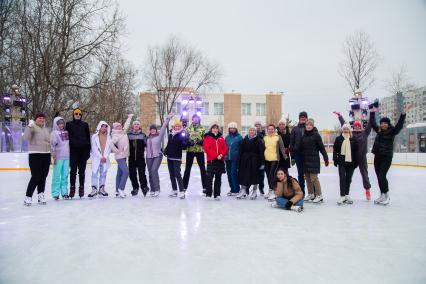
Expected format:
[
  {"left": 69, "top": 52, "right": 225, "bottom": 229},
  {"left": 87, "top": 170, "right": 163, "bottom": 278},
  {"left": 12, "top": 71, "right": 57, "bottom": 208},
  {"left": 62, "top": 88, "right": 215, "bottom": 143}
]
[{"left": 23, "top": 103, "right": 410, "bottom": 211}]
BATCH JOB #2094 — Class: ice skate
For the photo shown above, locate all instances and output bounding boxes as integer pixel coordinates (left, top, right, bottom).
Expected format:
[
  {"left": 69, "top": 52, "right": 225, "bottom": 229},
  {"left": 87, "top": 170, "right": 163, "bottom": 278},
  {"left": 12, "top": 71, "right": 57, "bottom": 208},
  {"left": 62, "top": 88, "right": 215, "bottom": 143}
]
[
  {"left": 153, "top": 191, "right": 160, "bottom": 198},
  {"left": 264, "top": 190, "right": 271, "bottom": 199},
  {"left": 365, "top": 189, "right": 371, "bottom": 201},
  {"left": 53, "top": 196, "right": 60, "bottom": 201},
  {"left": 178, "top": 191, "right": 185, "bottom": 199},
  {"left": 304, "top": 194, "right": 314, "bottom": 202},
  {"left": 69, "top": 186, "right": 76, "bottom": 199},
  {"left": 227, "top": 191, "right": 238, "bottom": 196},
  {"left": 312, "top": 195, "right": 323, "bottom": 204},
  {"left": 24, "top": 196, "right": 32, "bottom": 206},
  {"left": 88, "top": 186, "right": 98, "bottom": 198},
  {"left": 214, "top": 196, "right": 221, "bottom": 201},
  {"left": 141, "top": 187, "right": 149, "bottom": 197},
  {"left": 374, "top": 193, "right": 385, "bottom": 204},
  {"left": 117, "top": 189, "right": 126, "bottom": 198},
  {"left": 249, "top": 187, "right": 258, "bottom": 200},
  {"left": 98, "top": 185, "right": 108, "bottom": 197},
  {"left": 377, "top": 193, "right": 390, "bottom": 206},
  {"left": 344, "top": 195, "right": 353, "bottom": 204},
  {"left": 78, "top": 186, "right": 84, "bottom": 198},
  {"left": 267, "top": 190, "right": 276, "bottom": 201},
  {"left": 337, "top": 196, "right": 346, "bottom": 205},
  {"left": 131, "top": 188, "right": 139, "bottom": 196},
  {"left": 270, "top": 201, "right": 279, "bottom": 208},
  {"left": 169, "top": 190, "right": 177, "bottom": 197},
  {"left": 150, "top": 190, "right": 156, "bottom": 197},
  {"left": 236, "top": 188, "right": 247, "bottom": 199},
  {"left": 63, "top": 195, "right": 69, "bottom": 200},
  {"left": 38, "top": 193, "right": 46, "bottom": 205},
  {"left": 290, "top": 205, "right": 303, "bottom": 213}
]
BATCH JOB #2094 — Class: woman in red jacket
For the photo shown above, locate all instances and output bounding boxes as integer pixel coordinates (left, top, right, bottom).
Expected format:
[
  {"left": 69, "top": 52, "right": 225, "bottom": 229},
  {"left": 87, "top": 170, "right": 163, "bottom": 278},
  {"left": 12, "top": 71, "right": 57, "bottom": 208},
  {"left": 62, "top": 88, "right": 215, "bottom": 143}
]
[{"left": 203, "top": 122, "right": 228, "bottom": 200}]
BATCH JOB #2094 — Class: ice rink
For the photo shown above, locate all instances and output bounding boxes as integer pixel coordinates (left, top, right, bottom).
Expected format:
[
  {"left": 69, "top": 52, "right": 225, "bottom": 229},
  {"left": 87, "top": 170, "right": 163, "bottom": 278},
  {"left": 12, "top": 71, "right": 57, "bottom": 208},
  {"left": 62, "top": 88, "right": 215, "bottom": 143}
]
[{"left": 1, "top": 163, "right": 425, "bottom": 284}]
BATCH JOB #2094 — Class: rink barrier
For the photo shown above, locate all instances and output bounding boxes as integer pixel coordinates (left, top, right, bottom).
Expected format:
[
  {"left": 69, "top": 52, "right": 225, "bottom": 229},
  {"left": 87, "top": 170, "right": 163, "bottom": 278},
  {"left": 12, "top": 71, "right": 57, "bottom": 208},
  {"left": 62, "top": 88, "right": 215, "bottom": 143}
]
[{"left": 0, "top": 152, "right": 426, "bottom": 170}]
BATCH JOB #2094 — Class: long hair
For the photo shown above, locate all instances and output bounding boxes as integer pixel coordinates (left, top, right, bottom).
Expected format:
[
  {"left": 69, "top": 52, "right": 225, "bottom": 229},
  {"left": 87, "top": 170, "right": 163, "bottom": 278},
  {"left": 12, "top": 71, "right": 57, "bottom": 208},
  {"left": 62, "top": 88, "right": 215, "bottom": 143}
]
[{"left": 274, "top": 168, "right": 296, "bottom": 189}]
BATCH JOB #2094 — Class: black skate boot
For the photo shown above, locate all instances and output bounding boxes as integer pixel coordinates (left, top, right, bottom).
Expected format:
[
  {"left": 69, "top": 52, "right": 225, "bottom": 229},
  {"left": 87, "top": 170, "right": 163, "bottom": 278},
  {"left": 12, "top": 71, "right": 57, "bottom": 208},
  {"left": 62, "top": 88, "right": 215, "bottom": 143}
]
[
  {"left": 53, "top": 196, "right": 60, "bottom": 201},
  {"left": 78, "top": 186, "right": 84, "bottom": 198},
  {"left": 69, "top": 186, "right": 76, "bottom": 199},
  {"left": 63, "top": 195, "right": 70, "bottom": 200},
  {"left": 88, "top": 186, "right": 98, "bottom": 198},
  {"left": 141, "top": 187, "right": 149, "bottom": 197},
  {"left": 98, "top": 185, "right": 108, "bottom": 197},
  {"left": 131, "top": 188, "right": 139, "bottom": 196}
]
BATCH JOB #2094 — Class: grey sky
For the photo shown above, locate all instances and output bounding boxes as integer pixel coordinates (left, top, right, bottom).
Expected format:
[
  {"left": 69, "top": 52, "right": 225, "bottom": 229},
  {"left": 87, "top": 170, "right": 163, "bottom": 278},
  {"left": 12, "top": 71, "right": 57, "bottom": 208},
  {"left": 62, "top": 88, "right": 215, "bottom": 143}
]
[{"left": 118, "top": 0, "right": 426, "bottom": 129}]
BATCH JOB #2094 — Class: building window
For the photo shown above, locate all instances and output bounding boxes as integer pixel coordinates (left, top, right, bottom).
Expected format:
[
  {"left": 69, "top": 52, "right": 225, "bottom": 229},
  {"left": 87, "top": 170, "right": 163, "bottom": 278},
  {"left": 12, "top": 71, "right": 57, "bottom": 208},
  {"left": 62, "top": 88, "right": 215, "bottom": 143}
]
[
  {"left": 214, "top": 103, "right": 224, "bottom": 115},
  {"left": 171, "top": 102, "right": 181, "bottom": 114},
  {"left": 242, "top": 103, "right": 251, "bottom": 115},
  {"left": 202, "top": 102, "right": 209, "bottom": 115},
  {"left": 256, "top": 103, "right": 266, "bottom": 116},
  {"left": 241, "top": 126, "right": 250, "bottom": 136}
]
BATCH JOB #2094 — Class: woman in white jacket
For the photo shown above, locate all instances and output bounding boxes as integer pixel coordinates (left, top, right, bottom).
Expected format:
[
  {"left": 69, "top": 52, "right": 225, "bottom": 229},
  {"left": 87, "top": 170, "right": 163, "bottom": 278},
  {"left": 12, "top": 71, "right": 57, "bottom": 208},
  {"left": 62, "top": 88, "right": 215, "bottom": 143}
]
[
  {"left": 110, "top": 114, "right": 133, "bottom": 198},
  {"left": 89, "top": 121, "right": 112, "bottom": 198}
]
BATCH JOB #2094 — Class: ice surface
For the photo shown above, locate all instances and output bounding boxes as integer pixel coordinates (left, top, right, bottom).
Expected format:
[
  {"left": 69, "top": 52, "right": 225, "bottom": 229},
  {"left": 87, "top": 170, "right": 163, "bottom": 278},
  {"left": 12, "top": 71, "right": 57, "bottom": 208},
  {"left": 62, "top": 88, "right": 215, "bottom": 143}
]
[{"left": 0, "top": 163, "right": 425, "bottom": 284}]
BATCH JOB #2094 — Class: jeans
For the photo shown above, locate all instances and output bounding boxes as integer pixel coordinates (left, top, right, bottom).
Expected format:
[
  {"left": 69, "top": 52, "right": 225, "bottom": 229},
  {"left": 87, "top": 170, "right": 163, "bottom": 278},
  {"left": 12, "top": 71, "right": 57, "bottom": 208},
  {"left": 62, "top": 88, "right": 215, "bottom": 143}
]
[
  {"left": 116, "top": 158, "right": 129, "bottom": 191},
  {"left": 26, "top": 153, "right": 51, "bottom": 197},
  {"left": 183, "top": 151, "right": 207, "bottom": 189},
  {"left": 92, "top": 163, "right": 107, "bottom": 188},
  {"left": 338, "top": 165, "right": 355, "bottom": 196},
  {"left": 146, "top": 155, "right": 163, "bottom": 192},
  {"left": 374, "top": 155, "right": 393, "bottom": 194},
  {"left": 226, "top": 160, "right": 240, "bottom": 193},
  {"left": 276, "top": 197, "right": 304, "bottom": 208},
  {"left": 167, "top": 159, "right": 184, "bottom": 192},
  {"left": 52, "top": 159, "right": 70, "bottom": 197}
]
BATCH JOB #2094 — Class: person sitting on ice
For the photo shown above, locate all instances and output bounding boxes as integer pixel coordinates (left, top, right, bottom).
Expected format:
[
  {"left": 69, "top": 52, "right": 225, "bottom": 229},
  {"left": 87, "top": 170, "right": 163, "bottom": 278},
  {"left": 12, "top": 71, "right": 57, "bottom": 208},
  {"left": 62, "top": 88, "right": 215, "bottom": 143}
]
[
  {"left": 333, "top": 112, "right": 373, "bottom": 200},
  {"left": 369, "top": 104, "right": 410, "bottom": 205},
  {"left": 271, "top": 168, "right": 304, "bottom": 212},
  {"left": 333, "top": 123, "right": 359, "bottom": 205},
  {"left": 166, "top": 119, "right": 188, "bottom": 199},
  {"left": 88, "top": 121, "right": 112, "bottom": 198},
  {"left": 110, "top": 114, "right": 133, "bottom": 198}
]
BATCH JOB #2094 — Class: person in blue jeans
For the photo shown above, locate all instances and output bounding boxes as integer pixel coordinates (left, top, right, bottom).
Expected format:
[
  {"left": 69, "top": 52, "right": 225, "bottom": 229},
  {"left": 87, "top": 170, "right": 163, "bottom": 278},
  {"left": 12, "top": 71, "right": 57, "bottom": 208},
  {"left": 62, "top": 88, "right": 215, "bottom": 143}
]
[
  {"left": 225, "top": 122, "right": 243, "bottom": 196},
  {"left": 271, "top": 169, "right": 304, "bottom": 212},
  {"left": 290, "top": 111, "right": 308, "bottom": 194}
]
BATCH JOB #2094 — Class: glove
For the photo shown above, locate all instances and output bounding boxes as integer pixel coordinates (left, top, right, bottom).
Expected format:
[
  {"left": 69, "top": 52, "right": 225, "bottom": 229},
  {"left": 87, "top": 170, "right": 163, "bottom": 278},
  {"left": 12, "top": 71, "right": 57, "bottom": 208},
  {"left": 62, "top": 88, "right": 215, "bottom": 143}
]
[
  {"left": 285, "top": 200, "right": 293, "bottom": 210},
  {"left": 291, "top": 159, "right": 296, "bottom": 166},
  {"left": 325, "top": 160, "right": 329, "bottom": 167},
  {"left": 28, "top": 119, "right": 35, "bottom": 128},
  {"left": 259, "top": 165, "right": 265, "bottom": 170}
]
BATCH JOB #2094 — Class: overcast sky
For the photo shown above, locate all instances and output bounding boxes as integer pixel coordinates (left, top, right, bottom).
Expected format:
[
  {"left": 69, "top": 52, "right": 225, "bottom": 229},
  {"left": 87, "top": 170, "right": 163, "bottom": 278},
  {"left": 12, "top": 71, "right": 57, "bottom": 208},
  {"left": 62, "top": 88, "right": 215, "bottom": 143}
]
[{"left": 118, "top": 0, "right": 426, "bottom": 129}]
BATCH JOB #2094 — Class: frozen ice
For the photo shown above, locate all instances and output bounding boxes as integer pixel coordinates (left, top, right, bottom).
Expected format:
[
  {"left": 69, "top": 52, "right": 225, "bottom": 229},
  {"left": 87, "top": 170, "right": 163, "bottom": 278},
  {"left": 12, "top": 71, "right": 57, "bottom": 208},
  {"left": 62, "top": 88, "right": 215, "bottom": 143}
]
[{"left": 0, "top": 163, "right": 425, "bottom": 284}]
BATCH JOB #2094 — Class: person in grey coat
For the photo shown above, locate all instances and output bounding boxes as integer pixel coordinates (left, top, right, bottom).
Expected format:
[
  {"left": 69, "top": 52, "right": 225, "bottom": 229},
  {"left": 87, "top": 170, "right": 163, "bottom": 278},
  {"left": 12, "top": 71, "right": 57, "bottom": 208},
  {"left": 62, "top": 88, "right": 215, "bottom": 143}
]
[
  {"left": 334, "top": 111, "right": 372, "bottom": 200},
  {"left": 146, "top": 113, "right": 173, "bottom": 197}
]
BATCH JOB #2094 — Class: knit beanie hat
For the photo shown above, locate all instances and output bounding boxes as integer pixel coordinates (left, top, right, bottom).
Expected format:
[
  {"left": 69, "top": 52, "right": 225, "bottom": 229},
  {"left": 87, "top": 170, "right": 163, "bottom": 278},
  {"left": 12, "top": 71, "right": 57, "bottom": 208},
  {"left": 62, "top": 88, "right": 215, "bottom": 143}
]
[
  {"left": 306, "top": 118, "right": 315, "bottom": 126},
  {"left": 209, "top": 121, "right": 220, "bottom": 130},
  {"left": 278, "top": 118, "right": 286, "bottom": 125},
  {"left": 132, "top": 120, "right": 141, "bottom": 126},
  {"left": 299, "top": 111, "right": 308, "bottom": 118},
  {"left": 73, "top": 108, "right": 82, "bottom": 115},
  {"left": 149, "top": 124, "right": 157, "bottom": 130},
  {"left": 353, "top": 121, "right": 362, "bottom": 129},
  {"left": 34, "top": 112, "right": 45, "bottom": 120},
  {"left": 228, "top": 122, "right": 238, "bottom": 129},
  {"left": 380, "top": 117, "right": 391, "bottom": 125},
  {"left": 342, "top": 123, "right": 352, "bottom": 131},
  {"left": 254, "top": 120, "right": 262, "bottom": 126}
]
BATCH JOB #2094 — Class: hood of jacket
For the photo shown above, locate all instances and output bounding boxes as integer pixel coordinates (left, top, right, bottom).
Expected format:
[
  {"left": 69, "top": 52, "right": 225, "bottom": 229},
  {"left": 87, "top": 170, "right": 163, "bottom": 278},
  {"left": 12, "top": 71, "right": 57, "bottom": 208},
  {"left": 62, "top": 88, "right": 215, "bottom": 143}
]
[
  {"left": 53, "top": 116, "right": 66, "bottom": 131},
  {"left": 95, "top": 121, "right": 111, "bottom": 136},
  {"left": 205, "top": 131, "right": 222, "bottom": 139}
]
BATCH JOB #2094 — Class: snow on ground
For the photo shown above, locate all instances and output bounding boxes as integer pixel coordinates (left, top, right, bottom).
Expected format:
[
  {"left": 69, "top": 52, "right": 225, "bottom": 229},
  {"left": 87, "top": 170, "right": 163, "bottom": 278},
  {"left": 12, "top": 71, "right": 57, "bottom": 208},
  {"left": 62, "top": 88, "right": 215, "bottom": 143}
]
[{"left": 0, "top": 163, "right": 425, "bottom": 284}]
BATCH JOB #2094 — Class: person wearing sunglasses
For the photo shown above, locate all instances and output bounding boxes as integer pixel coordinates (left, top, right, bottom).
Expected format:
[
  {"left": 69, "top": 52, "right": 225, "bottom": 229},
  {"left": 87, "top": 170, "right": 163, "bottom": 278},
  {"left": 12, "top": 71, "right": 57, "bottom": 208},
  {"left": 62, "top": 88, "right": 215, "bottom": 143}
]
[{"left": 65, "top": 108, "right": 91, "bottom": 198}]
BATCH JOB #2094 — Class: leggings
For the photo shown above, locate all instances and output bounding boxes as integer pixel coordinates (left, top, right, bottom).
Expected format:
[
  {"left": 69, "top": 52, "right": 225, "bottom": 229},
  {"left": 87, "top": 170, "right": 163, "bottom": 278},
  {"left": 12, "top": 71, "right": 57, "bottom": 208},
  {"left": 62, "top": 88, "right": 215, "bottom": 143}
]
[{"left": 26, "top": 153, "right": 51, "bottom": 197}]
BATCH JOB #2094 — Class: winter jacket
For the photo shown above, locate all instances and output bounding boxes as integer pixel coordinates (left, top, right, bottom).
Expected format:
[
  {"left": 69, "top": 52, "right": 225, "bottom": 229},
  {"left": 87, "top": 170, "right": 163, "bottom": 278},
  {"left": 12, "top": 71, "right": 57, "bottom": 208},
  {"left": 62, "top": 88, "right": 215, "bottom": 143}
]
[
  {"left": 204, "top": 131, "right": 228, "bottom": 174},
  {"left": 65, "top": 118, "right": 91, "bottom": 151},
  {"left": 299, "top": 128, "right": 328, "bottom": 174},
  {"left": 146, "top": 117, "right": 171, "bottom": 159},
  {"left": 186, "top": 124, "right": 206, "bottom": 153},
  {"left": 110, "top": 117, "right": 132, "bottom": 160},
  {"left": 23, "top": 123, "right": 51, "bottom": 153},
  {"left": 290, "top": 123, "right": 306, "bottom": 154},
  {"left": 256, "top": 129, "right": 266, "bottom": 139},
  {"left": 275, "top": 178, "right": 303, "bottom": 204},
  {"left": 237, "top": 135, "right": 265, "bottom": 186},
  {"left": 50, "top": 116, "right": 70, "bottom": 160},
  {"left": 165, "top": 130, "right": 188, "bottom": 160},
  {"left": 91, "top": 121, "right": 112, "bottom": 174},
  {"left": 278, "top": 128, "right": 291, "bottom": 169},
  {"left": 225, "top": 131, "right": 243, "bottom": 161},
  {"left": 370, "top": 112, "right": 406, "bottom": 157},
  {"left": 338, "top": 115, "right": 372, "bottom": 156},
  {"left": 264, "top": 133, "right": 287, "bottom": 161},
  {"left": 333, "top": 135, "right": 359, "bottom": 168},
  {"left": 128, "top": 130, "right": 147, "bottom": 163}
]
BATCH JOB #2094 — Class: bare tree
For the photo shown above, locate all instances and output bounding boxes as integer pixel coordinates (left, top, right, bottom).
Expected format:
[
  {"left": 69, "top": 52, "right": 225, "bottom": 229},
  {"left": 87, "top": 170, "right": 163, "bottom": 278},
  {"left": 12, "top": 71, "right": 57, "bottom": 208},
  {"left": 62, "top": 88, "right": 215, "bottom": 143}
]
[
  {"left": 143, "top": 36, "right": 221, "bottom": 127},
  {"left": 385, "top": 65, "right": 416, "bottom": 95},
  {"left": 339, "top": 30, "right": 380, "bottom": 94}
]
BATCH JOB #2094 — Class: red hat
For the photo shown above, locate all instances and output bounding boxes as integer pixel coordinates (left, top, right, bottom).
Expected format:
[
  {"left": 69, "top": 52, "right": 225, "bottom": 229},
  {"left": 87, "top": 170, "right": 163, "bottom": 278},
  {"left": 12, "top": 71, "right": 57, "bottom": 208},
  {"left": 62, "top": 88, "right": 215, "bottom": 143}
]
[{"left": 353, "top": 121, "right": 362, "bottom": 128}]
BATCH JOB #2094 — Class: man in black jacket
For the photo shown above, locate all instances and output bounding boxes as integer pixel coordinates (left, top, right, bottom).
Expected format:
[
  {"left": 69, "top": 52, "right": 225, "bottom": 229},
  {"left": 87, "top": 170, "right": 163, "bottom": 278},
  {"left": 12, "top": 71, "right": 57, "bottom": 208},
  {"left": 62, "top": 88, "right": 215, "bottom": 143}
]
[
  {"left": 128, "top": 120, "right": 149, "bottom": 196},
  {"left": 65, "top": 108, "right": 91, "bottom": 198},
  {"left": 290, "top": 111, "right": 308, "bottom": 194}
]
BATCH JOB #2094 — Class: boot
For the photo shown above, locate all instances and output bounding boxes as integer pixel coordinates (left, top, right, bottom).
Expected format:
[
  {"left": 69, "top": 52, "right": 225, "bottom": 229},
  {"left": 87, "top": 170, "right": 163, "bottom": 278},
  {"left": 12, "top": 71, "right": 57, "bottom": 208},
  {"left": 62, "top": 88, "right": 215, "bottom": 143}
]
[
  {"left": 374, "top": 193, "right": 385, "bottom": 204},
  {"left": 141, "top": 186, "right": 149, "bottom": 197},
  {"left": 344, "top": 195, "right": 353, "bottom": 204},
  {"left": 131, "top": 188, "right": 139, "bottom": 196},
  {"left": 249, "top": 185, "right": 258, "bottom": 200},
  {"left": 24, "top": 196, "right": 32, "bottom": 206},
  {"left": 267, "top": 190, "right": 276, "bottom": 201},
  {"left": 236, "top": 186, "right": 247, "bottom": 199},
  {"left": 78, "top": 186, "right": 84, "bottom": 198},
  {"left": 290, "top": 205, "right": 303, "bottom": 212},
  {"left": 178, "top": 191, "right": 185, "bottom": 199},
  {"left": 365, "top": 189, "right": 371, "bottom": 201},
  {"left": 304, "top": 194, "right": 315, "bottom": 202},
  {"left": 69, "top": 186, "right": 76, "bottom": 199},
  {"left": 378, "top": 193, "right": 390, "bottom": 205},
  {"left": 38, "top": 193, "right": 46, "bottom": 205},
  {"left": 337, "top": 196, "right": 346, "bottom": 205},
  {"left": 99, "top": 185, "right": 108, "bottom": 197},
  {"left": 312, "top": 195, "right": 323, "bottom": 204},
  {"left": 88, "top": 186, "right": 98, "bottom": 198},
  {"left": 169, "top": 190, "right": 177, "bottom": 197},
  {"left": 117, "top": 189, "right": 126, "bottom": 198}
]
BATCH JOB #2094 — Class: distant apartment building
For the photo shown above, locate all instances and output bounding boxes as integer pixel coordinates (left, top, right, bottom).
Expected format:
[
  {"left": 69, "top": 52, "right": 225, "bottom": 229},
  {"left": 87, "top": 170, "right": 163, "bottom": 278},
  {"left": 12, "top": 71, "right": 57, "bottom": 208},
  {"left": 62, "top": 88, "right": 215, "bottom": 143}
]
[
  {"left": 379, "top": 87, "right": 426, "bottom": 124},
  {"left": 139, "top": 90, "right": 283, "bottom": 136}
]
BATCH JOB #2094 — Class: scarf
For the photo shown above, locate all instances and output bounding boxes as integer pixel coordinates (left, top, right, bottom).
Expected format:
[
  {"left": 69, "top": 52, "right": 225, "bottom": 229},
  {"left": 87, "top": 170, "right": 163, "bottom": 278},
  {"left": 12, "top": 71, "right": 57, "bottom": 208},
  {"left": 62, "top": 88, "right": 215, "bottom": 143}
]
[{"left": 341, "top": 133, "right": 352, "bottom": 163}]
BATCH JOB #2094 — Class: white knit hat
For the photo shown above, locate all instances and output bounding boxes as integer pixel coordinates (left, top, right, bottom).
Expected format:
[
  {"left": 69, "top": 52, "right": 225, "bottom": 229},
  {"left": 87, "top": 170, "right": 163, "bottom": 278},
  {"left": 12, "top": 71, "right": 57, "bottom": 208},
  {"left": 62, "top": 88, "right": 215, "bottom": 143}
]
[
  {"left": 228, "top": 122, "right": 238, "bottom": 129},
  {"left": 342, "top": 123, "right": 352, "bottom": 131},
  {"left": 278, "top": 118, "right": 286, "bottom": 125},
  {"left": 209, "top": 121, "right": 220, "bottom": 130}
]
